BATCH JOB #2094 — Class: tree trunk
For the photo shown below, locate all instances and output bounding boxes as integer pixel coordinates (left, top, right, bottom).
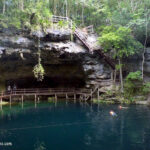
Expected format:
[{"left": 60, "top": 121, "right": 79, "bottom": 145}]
[
  {"left": 63, "top": 2, "right": 65, "bottom": 17},
  {"left": 113, "top": 69, "right": 117, "bottom": 83},
  {"left": 82, "top": 3, "right": 84, "bottom": 25},
  {"left": 142, "top": 48, "right": 146, "bottom": 80},
  {"left": 53, "top": 0, "right": 57, "bottom": 15},
  {"left": 142, "top": 10, "right": 148, "bottom": 80},
  {"left": 20, "top": 0, "right": 24, "bottom": 11},
  {"left": 119, "top": 59, "right": 123, "bottom": 92},
  {"left": 65, "top": 0, "right": 68, "bottom": 17},
  {"left": 2, "top": 0, "right": 6, "bottom": 14}
]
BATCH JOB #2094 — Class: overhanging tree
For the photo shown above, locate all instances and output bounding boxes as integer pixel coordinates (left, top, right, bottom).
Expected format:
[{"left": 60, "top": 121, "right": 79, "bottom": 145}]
[{"left": 99, "top": 26, "right": 143, "bottom": 92}]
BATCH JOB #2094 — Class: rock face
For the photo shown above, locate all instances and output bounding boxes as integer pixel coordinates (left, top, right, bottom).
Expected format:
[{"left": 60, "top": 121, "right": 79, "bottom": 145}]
[
  {"left": 144, "top": 48, "right": 150, "bottom": 79},
  {"left": 124, "top": 48, "right": 150, "bottom": 82},
  {"left": 0, "top": 28, "right": 111, "bottom": 90},
  {"left": 1, "top": 27, "right": 150, "bottom": 91}
]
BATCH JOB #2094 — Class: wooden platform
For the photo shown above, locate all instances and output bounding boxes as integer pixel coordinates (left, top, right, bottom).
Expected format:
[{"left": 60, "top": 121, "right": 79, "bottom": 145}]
[{"left": 0, "top": 88, "right": 93, "bottom": 103}]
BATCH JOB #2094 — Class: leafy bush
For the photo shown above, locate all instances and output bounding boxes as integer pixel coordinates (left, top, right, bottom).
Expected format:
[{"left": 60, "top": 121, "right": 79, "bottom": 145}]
[
  {"left": 126, "top": 71, "right": 142, "bottom": 81},
  {"left": 124, "top": 71, "right": 150, "bottom": 100},
  {"left": 58, "top": 20, "right": 69, "bottom": 29},
  {"left": 142, "top": 82, "right": 150, "bottom": 94},
  {"left": 124, "top": 71, "right": 143, "bottom": 97}
]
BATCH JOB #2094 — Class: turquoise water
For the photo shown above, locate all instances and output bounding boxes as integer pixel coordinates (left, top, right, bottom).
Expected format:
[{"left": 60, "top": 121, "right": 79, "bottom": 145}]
[{"left": 0, "top": 101, "right": 150, "bottom": 150}]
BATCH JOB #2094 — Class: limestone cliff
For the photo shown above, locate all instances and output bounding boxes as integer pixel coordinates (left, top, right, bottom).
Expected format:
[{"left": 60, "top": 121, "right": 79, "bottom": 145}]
[{"left": 0, "top": 27, "right": 111, "bottom": 90}]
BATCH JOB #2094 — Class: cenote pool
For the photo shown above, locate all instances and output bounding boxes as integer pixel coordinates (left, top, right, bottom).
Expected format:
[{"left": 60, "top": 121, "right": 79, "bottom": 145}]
[{"left": 0, "top": 101, "right": 150, "bottom": 150}]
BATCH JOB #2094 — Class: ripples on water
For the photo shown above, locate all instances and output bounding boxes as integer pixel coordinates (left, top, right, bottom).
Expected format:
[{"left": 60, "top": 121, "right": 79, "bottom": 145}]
[{"left": 0, "top": 101, "right": 150, "bottom": 150}]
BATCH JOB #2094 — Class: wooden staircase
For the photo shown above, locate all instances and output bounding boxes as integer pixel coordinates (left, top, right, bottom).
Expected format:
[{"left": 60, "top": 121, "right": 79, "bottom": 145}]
[
  {"left": 51, "top": 15, "right": 116, "bottom": 70},
  {"left": 74, "top": 29, "right": 115, "bottom": 70},
  {"left": 84, "top": 85, "right": 100, "bottom": 101},
  {"left": 74, "top": 29, "right": 93, "bottom": 52},
  {"left": 96, "top": 51, "right": 115, "bottom": 70}
]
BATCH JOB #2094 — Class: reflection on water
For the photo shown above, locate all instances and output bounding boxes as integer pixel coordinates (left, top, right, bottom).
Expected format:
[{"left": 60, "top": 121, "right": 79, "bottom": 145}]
[
  {"left": 0, "top": 101, "right": 150, "bottom": 150},
  {"left": 34, "top": 140, "right": 46, "bottom": 150}
]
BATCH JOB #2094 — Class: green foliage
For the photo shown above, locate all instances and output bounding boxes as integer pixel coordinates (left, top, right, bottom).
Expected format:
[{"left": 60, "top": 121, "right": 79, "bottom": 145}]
[
  {"left": 124, "top": 71, "right": 143, "bottom": 97},
  {"left": 93, "top": 99, "right": 115, "bottom": 104},
  {"left": 23, "top": 2, "right": 52, "bottom": 31},
  {"left": 126, "top": 71, "right": 142, "bottom": 81},
  {"left": 98, "top": 26, "right": 143, "bottom": 59},
  {"left": 0, "top": 0, "right": 52, "bottom": 30},
  {"left": 142, "top": 82, "right": 150, "bottom": 94},
  {"left": 124, "top": 71, "right": 150, "bottom": 98},
  {"left": 48, "top": 97, "right": 54, "bottom": 103},
  {"left": 0, "top": 0, "right": 150, "bottom": 45},
  {"left": 115, "top": 63, "right": 123, "bottom": 71},
  {"left": 58, "top": 20, "right": 69, "bottom": 29},
  {"left": 33, "top": 63, "right": 45, "bottom": 82},
  {"left": 121, "top": 98, "right": 135, "bottom": 104},
  {"left": 127, "top": 9, "right": 150, "bottom": 44}
]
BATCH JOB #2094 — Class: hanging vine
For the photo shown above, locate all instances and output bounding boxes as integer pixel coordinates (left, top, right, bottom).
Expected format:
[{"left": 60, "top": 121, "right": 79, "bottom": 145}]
[{"left": 33, "top": 37, "right": 45, "bottom": 81}]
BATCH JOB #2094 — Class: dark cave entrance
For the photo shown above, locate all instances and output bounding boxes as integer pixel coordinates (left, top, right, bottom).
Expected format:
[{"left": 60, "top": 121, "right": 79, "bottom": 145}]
[
  {"left": 5, "top": 63, "right": 86, "bottom": 89},
  {"left": 6, "top": 76, "right": 86, "bottom": 89}
]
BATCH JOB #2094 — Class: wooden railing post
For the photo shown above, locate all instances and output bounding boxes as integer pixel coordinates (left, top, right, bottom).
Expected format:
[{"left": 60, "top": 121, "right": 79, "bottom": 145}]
[
  {"left": 111, "top": 70, "right": 113, "bottom": 80},
  {"left": 92, "top": 25, "right": 94, "bottom": 33},
  {"left": 0, "top": 97, "right": 2, "bottom": 105},
  {"left": 91, "top": 89, "right": 93, "bottom": 100},
  {"left": 9, "top": 95, "right": 11, "bottom": 106},
  {"left": 97, "top": 88, "right": 100, "bottom": 101}
]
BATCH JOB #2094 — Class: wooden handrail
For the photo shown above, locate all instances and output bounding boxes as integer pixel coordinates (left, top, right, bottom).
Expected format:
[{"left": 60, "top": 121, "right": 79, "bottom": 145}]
[
  {"left": 0, "top": 88, "right": 92, "bottom": 97},
  {"left": 84, "top": 25, "right": 94, "bottom": 34}
]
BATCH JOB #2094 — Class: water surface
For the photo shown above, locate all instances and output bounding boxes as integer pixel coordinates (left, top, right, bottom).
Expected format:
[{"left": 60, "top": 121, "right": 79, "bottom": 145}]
[{"left": 0, "top": 101, "right": 150, "bottom": 150}]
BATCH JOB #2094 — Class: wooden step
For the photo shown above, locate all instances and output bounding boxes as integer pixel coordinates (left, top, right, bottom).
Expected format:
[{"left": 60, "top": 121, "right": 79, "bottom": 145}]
[{"left": 74, "top": 30, "right": 115, "bottom": 69}]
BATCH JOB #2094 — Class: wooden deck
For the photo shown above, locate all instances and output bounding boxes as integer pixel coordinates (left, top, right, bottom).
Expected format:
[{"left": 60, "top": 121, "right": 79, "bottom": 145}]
[{"left": 0, "top": 88, "right": 93, "bottom": 104}]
